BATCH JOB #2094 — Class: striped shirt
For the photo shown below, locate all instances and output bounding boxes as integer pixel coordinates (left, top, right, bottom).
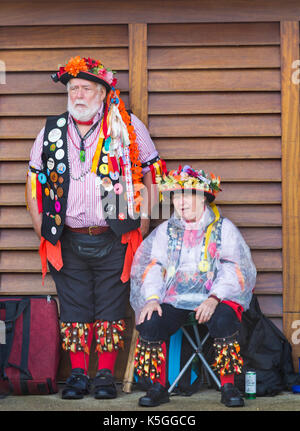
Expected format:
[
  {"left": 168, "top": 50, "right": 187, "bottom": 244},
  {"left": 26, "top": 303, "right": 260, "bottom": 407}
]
[{"left": 29, "top": 104, "right": 158, "bottom": 228}]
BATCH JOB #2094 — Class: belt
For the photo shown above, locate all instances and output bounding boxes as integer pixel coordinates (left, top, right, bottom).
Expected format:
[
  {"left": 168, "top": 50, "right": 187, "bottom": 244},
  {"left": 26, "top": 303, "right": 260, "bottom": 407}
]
[{"left": 65, "top": 225, "right": 110, "bottom": 236}]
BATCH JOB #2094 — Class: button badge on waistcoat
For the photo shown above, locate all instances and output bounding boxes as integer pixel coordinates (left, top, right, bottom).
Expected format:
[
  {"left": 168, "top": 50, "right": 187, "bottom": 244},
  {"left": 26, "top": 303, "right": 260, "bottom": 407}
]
[
  {"left": 47, "top": 158, "right": 55, "bottom": 171},
  {"left": 48, "top": 128, "right": 62, "bottom": 143},
  {"left": 56, "top": 139, "right": 63, "bottom": 148},
  {"left": 57, "top": 162, "right": 66, "bottom": 174},
  {"left": 51, "top": 226, "right": 57, "bottom": 235},
  {"left": 55, "top": 214, "right": 61, "bottom": 226},
  {"left": 99, "top": 164, "right": 109, "bottom": 175},
  {"left": 50, "top": 143, "right": 56, "bottom": 152},
  {"left": 57, "top": 118, "right": 66, "bottom": 128},
  {"left": 109, "top": 171, "right": 119, "bottom": 181},
  {"left": 106, "top": 204, "right": 116, "bottom": 216},
  {"left": 101, "top": 177, "right": 113, "bottom": 192},
  {"left": 38, "top": 173, "right": 47, "bottom": 184},
  {"left": 114, "top": 183, "right": 123, "bottom": 195},
  {"left": 50, "top": 172, "right": 58, "bottom": 183},
  {"left": 55, "top": 149, "right": 65, "bottom": 160},
  {"left": 55, "top": 201, "right": 61, "bottom": 213},
  {"left": 57, "top": 187, "right": 63, "bottom": 198}
]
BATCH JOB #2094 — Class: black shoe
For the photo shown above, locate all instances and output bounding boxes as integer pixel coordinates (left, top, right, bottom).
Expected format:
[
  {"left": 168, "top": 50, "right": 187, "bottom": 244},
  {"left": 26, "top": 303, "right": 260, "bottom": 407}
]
[
  {"left": 62, "top": 368, "right": 90, "bottom": 400},
  {"left": 138, "top": 382, "right": 170, "bottom": 407},
  {"left": 221, "top": 383, "right": 245, "bottom": 407},
  {"left": 94, "top": 368, "right": 117, "bottom": 399}
]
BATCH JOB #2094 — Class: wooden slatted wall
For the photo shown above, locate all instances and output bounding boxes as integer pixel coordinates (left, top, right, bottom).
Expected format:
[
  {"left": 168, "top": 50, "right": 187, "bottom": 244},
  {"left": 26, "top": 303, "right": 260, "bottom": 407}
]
[
  {"left": 1, "top": 4, "right": 300, "bottom": 372},
  {"left": 147, "top": 22, "right": 283, "bottom": 330}
]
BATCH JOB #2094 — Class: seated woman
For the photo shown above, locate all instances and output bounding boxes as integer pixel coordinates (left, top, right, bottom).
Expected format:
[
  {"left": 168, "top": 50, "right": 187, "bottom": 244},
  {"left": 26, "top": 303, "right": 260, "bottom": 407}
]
[{"left": 130, "top": 165, "right": 256, "bottom": 408}]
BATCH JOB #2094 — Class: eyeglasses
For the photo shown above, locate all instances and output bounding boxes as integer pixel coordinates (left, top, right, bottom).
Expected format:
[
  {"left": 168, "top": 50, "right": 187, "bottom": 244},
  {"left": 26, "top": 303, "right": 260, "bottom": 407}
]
[{"left": 68, "top": 86, "right": 95, "bottom": 94}]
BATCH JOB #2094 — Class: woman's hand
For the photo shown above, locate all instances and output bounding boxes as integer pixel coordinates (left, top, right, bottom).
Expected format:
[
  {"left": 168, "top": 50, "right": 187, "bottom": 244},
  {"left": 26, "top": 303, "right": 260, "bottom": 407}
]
[
  {"left": 138, "top": 300, "right": 162, "bottom": 324},
  {"left": 194, "top": 297, "right": 219, "bottom": 324}
]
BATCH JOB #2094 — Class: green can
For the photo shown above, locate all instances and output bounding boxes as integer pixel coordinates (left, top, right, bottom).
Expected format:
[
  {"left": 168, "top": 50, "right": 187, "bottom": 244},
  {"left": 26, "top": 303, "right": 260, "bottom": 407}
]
[{"left": 245, "top": 371, "right": 256, "bottom": 399}]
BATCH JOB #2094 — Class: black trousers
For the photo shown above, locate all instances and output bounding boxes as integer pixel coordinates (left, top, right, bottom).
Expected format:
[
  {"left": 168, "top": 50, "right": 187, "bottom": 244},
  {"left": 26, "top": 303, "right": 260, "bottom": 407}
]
[
  {"left": 136, "top": 302, "right": 241, "bottom": 341},
  {"left": 48, "top": 228, "right": 129, "bottom": 322}
]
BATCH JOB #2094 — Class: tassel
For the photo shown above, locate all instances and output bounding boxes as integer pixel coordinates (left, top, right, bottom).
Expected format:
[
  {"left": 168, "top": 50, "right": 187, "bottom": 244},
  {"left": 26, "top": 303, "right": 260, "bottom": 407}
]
[
  {"left": 91, "top": 136, "right": 104, "bottom": 174},
  {"left": 107, "top": 154, "right": 114, "bottom": 173},
  {"left": 36, "top": 177, "right": 43, "bottom": 213},
  {"left": 150, "top": 164, "right": 156, "bottom": 185},
  {"left": 31, "top": 172, "right": 37, "bottom": 200},
  {"left": 104, "top": 136, "right": 111, "bottom": 152}
]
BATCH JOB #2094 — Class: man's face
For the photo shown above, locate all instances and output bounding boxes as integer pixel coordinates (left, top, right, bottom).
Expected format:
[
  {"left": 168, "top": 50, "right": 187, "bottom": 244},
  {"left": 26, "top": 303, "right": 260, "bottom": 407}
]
[{"left": 67, "top": 78, "right": 106, "bottom": 121}]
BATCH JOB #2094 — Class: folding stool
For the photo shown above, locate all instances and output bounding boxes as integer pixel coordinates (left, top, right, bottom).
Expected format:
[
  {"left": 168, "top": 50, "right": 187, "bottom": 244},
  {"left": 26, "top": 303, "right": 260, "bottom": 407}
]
[{"left": 168, "top": 312, "right": 221, "bottom": 394}]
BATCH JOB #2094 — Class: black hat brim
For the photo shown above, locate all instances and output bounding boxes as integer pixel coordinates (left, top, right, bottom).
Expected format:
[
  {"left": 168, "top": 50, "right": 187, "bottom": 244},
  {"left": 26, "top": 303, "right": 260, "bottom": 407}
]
[{"left": 59, "top": 71, "right": 112, "bottom": 92}]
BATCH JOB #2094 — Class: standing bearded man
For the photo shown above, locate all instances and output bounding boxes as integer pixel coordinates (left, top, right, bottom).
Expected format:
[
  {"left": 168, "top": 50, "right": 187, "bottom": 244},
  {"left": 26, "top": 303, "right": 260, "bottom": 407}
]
[{"left": 26, "top": 56, "right": 165, "bottom": 400}]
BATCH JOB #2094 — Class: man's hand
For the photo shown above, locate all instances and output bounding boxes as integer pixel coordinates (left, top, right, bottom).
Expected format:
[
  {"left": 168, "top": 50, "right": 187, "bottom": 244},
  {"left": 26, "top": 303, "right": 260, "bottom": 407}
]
[
  {"left": 138, "top": 300, "right": 162, "bottom": 324},
  {"left": 194, "top": 297, "right": 219, "bottom": 324}
]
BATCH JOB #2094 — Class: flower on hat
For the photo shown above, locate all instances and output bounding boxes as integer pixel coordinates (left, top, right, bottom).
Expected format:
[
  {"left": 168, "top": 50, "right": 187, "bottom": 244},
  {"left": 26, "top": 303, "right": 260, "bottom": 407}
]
[
  {"left": 156, "top": 165, "right": 221, "bottom": 201},
  {"left": 59, "top": 56, "right": 117, "bottom": 86},
  {"left": 97, "top": 68, "right": 114, "bottom": 85},
  {"left": 64, "top": 56, "right": 88, "bottom": 77}
]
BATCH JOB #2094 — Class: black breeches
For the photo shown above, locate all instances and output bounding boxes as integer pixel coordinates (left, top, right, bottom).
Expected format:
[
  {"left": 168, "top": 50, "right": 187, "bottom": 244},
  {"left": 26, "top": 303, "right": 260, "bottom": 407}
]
[{"left": 136, "top": 302, "right": 241, "bottom": 342}]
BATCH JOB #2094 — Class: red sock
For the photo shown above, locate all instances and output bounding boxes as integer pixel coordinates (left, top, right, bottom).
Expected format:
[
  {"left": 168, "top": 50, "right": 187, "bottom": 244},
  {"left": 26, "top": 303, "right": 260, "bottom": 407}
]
[
  {"left": 155, "top": 342, "right": 167, "bottom": 387},
  {"left": 98, "top": 350, "right": 119, "bottom": 374},
  {"left": 69, "top": 326, "right": 93, "bottom": 375},
  {"left": 220, "top": 374, "right": 235, "bottom": 386}
]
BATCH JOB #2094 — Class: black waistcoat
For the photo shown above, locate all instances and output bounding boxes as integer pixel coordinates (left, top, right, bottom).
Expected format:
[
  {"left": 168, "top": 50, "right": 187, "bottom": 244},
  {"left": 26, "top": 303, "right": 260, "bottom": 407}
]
[{"left": 41, "top": 112, "right": 140, "bottom": 245}]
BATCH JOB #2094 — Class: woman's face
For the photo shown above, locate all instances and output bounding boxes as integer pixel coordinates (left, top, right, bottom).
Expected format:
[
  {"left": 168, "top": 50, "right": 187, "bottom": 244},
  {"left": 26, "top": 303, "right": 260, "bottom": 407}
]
[{"left": 172, "top": 191, "right": 206, "bottom": 222}]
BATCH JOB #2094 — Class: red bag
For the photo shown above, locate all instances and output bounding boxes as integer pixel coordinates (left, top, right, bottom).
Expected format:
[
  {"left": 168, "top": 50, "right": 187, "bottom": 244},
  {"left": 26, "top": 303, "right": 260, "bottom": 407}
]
[{"left": 0, "top": 295, "right": 60, "bottom": 395}]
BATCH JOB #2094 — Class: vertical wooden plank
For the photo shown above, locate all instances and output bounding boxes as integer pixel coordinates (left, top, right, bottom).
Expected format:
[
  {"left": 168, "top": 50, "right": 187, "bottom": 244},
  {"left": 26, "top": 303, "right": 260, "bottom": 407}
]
[
  {"left": 280, "top": 21, "right": 300, "bottom": 362},
  {"left": 283, "top": 313, "right": 300, "bottom": 372},
  {"left": 128, "top": 23, "right": 148, "bottom": 126}
]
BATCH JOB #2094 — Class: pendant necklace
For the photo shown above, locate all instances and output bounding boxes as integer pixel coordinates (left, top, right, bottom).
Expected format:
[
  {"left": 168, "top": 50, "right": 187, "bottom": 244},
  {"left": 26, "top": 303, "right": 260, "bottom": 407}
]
[
  {"left": 72, "top": 117, "right": 100, "bottom": 163},
  {"left": 68, "top": 111, "right": 104, "bottom": 182}
]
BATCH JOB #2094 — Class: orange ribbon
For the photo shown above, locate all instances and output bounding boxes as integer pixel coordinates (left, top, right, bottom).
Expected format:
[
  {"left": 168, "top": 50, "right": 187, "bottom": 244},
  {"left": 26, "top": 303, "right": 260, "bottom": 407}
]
[
  {"left": 121, "top": 228, "right": 143, "bottom": 283},
  {"left": 39, "top": 237, "right": 63, "bottom": 285}
]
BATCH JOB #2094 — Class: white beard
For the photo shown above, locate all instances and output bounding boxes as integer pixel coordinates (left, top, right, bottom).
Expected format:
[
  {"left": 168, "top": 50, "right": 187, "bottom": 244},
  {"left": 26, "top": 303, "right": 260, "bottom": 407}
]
[{"left": 68, "top": 96, "right": 101, "bottom": 122}]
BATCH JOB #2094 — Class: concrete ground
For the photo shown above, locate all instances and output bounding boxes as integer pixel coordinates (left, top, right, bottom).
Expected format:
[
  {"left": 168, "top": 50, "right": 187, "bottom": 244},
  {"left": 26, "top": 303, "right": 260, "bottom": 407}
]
[{"left": 0, "top": 383, "right": 300, "bottom": 412}]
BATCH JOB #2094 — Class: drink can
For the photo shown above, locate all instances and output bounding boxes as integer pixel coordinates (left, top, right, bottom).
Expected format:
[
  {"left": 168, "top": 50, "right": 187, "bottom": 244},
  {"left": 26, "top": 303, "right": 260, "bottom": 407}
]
[{"left": 245, "top": 371, "right": 256, "bottom": 399}]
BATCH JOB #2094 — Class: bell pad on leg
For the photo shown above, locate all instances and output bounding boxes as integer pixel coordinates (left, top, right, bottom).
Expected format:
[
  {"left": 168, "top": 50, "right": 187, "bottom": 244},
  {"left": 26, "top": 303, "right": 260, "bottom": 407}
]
[
  {"left": 60, "top": 322, "right": 92, "bottom": 354},
  {"left": 94, "top": 320, "right": 125, "bottom": 353},
  {"left": 134, "top": 337, "right": 165, "bottom": 382}
]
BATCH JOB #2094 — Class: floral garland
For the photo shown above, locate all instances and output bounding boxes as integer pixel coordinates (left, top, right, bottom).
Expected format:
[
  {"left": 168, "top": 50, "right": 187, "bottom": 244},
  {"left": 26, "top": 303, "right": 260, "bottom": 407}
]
[
  {"left": 115, "top": 90, "right": 144, "bottom": 213},
  {"left": 157, "top": 165, "right": 221, "bottom": 198}
]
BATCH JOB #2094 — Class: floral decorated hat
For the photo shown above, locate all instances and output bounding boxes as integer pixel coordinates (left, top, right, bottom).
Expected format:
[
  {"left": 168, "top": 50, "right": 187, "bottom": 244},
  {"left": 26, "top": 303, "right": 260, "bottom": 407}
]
[
  {"left": 156, "top": 165, "right": 221, "bottom": 202},
  {"left": 51, "top": 56, "right": 117, "bottom": 92}
]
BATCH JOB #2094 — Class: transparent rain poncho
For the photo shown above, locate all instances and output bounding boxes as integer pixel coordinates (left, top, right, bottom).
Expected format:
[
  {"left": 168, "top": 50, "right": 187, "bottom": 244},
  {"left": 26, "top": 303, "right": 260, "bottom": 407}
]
[{"left": 130, "top": 205, "right": 256, "bottom": 323}]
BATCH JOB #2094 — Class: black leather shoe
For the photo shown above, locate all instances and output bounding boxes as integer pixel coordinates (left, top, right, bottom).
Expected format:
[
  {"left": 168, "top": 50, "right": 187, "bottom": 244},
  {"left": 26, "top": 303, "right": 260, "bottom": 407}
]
[
  {"left": 94, "top": 368, "right": 117, "bottom": 399},
  {"left": 221, "top": 383, "right": 245, "bottom": 407},
  {"left": 62, "top": 368, "right": 90, "bottom": 400},
  {"left": 138, "top": 382, "right": 170, "bottom": 407}
]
